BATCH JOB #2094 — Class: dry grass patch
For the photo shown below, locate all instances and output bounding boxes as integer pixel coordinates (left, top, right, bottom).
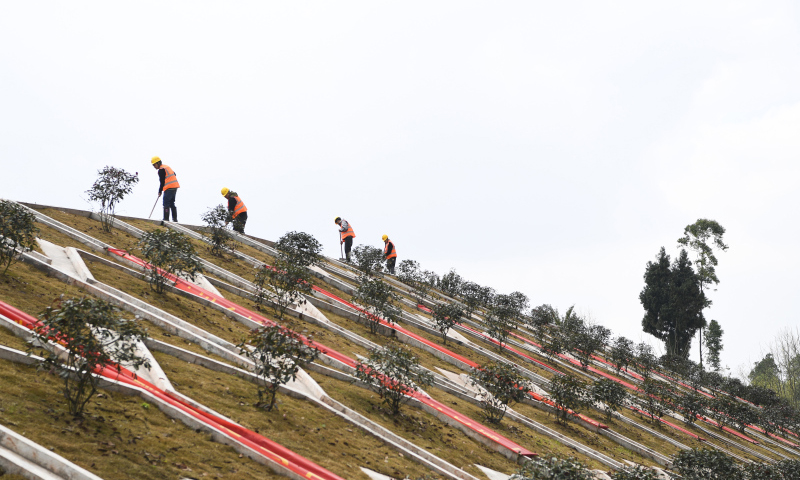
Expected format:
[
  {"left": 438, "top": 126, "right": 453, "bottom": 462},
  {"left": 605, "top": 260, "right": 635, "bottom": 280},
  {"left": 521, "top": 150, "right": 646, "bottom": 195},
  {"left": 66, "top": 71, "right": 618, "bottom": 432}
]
[
  {"left": 154, "top": 353, "right": 434, "bottom": 480},
  {"left": 309, "top": 370, "right": 520, "bottom": 478},
  {"left": 0, "top": 262, "right": 86, "bottom": 320},
  {"left": 0, "top": 358, "right": 283, "bottom": 480}
]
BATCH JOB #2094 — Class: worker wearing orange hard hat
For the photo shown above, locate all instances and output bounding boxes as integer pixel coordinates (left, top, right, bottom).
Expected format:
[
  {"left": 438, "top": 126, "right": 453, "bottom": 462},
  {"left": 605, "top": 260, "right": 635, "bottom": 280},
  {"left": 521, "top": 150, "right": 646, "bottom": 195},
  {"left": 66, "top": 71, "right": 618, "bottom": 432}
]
[
  {"left": 382, "top": 235, "right": 397, "bottom": 274},
  {"left": 151, "top": 156, "right": 179, "bottom": 222},
  {"left": 221, "top": 188, "right": 248, "bottom": 234}
]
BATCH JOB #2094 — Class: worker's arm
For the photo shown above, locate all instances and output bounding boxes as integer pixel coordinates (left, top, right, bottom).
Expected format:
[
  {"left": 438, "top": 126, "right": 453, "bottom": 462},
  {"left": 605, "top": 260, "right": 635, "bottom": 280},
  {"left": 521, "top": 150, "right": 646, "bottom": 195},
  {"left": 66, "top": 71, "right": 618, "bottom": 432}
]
[
  {"left": 227, "top": 196, "right": 236, "bottom": 214},
  {"left": 157, "top": 168, "right": 165, "bottom": 195},
  {"left": 385, "top": 242, "right": 393, "bottom": 257},
  {"left": 339, "top": 220, "right": 349, "bottom": 233}
]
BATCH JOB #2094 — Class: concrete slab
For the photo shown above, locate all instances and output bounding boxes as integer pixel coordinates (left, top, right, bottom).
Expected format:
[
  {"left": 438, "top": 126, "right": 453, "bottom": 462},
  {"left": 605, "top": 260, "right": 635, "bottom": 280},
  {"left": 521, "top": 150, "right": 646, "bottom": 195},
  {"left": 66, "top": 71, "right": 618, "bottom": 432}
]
[
  {"left": 0, "top": 422, "right": 103, "bottom": 480},
  {"left": 474, "top": 465, "right": 511, "bottom": 480},
  {"left": 64, "top": 247, "right": 95, "bottom": 283},
  {"left": 359, "top": 467, "right": 394, "bottom": 480},
  {"left": 36, "top": 239, "right": 80, "bottom": 279},
  {"left": 183, "top": 272, "right": 223, "bottom": 297}
]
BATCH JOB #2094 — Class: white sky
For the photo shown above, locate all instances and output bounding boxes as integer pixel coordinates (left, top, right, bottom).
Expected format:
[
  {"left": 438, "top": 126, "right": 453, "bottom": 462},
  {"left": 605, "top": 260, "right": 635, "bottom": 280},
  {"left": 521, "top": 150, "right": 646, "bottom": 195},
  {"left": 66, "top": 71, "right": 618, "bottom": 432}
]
[{"left": 2, "top": 1, "right": 799, "bottom": 374}]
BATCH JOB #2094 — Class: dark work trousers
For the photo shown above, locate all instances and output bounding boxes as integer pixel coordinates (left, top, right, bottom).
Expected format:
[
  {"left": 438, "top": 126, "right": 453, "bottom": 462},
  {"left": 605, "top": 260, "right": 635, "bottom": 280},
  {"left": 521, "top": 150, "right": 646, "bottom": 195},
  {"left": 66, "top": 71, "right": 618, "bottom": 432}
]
[
  {"left": 386, "top": 257, "right": 396, "bottom": 275},
  {"left": 343, "top": 236, "right": 353, "bottom": 260},
  {"left": 162, "top": 188, "right": 178, "bottom": 222},
  {"left": 232, "top": 212, "right": 247, "bottom": 234}
]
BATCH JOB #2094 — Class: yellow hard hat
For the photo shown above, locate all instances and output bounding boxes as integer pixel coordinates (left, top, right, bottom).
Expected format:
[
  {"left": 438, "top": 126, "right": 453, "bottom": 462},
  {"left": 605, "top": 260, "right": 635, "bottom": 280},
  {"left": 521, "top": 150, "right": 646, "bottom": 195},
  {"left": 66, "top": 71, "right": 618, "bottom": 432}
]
[
  {"left": 151, "top": 156, "right": 161, "bottom": 165},
  {"left": 334, "top": 217, "right": 341, "bottom": 224},
  {"left": 382, "top": 235, "right": 388, "bottom": 242},
  {"left": 221, "top": 187, "right": 229, "bottom": 196}
]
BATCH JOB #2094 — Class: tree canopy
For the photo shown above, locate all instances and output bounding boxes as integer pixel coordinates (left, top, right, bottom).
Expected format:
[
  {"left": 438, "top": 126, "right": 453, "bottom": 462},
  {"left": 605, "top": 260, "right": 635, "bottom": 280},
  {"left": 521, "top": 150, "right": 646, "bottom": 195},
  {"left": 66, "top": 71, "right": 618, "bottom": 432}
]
[{"left": 640, "top": 247, "right": 706, "bottom": 358}]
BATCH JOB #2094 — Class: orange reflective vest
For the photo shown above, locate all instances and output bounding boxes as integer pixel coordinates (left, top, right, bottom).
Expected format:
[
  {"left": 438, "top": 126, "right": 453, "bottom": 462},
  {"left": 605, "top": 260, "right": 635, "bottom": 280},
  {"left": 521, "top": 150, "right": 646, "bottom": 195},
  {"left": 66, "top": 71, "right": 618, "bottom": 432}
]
[
  {"left": 339, "top": 221, "right": 355, "bottom": 241},
  {"left": 160, "top": 164, "right": 180, "bottom": 191},
  {"left": 232, "top": 196, "right": 247, "bottom": 219},
  {"left": 384, "top": 240, "right": 397, "bottom": 260}
]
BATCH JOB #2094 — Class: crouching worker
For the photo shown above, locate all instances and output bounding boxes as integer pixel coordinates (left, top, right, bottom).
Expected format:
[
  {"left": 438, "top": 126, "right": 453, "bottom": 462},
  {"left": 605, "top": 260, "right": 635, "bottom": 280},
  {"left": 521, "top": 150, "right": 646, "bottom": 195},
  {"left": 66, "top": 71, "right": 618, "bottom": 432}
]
[
  {"left": 221, "top": 188, "right": 247, "bottom": 233},
  {"left": 382, "top": 235, "right": 397, "bottom": 274}
]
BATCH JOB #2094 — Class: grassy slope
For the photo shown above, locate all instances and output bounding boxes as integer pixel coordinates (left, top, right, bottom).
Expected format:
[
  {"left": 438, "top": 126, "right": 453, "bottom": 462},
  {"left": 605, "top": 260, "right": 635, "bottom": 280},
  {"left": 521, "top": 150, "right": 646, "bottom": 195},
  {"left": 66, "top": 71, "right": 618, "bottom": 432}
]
[{"left": 8, "top": 205, "right": 796, "bottom": 477}]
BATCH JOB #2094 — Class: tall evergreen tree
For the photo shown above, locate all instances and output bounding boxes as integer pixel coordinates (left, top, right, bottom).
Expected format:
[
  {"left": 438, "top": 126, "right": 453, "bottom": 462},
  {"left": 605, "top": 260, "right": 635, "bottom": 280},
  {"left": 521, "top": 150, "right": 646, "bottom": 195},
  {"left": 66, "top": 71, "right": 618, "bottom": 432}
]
[
  {"left": 705, "top": 319, "right": 724, "bottom": 372},
  {"left": 640, "top": 248, "right": 706, "bottom": 358}
]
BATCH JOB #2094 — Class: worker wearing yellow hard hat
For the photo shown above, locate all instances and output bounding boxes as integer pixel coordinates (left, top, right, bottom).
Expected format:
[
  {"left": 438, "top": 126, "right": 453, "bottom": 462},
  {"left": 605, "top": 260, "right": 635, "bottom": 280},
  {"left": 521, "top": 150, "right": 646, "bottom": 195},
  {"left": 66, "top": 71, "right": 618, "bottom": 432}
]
[
  {"left": 151, "top": 156, "right": 180, "bottom": 222},
  {"left": 382, "top": 235, "right": 397, "bottom": 275},
  {"left": 221, "top": 188, "right": 248, "bottom": 233},
  {"left": 334, "top": 217, "right": 355, "bottom": 262}
]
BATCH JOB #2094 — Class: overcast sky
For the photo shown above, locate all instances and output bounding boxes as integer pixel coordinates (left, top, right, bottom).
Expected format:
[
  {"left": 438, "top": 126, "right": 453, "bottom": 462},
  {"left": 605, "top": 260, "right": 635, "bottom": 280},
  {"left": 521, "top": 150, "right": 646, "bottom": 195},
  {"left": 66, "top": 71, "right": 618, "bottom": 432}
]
[{"left": 2, "top": 1, "right": 799, "bottom": 374}]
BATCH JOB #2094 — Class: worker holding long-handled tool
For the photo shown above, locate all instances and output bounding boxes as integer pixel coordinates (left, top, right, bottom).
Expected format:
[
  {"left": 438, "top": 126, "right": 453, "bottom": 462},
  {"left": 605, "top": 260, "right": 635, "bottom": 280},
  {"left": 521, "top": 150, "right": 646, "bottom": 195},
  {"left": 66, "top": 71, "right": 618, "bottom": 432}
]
[
  {"left": 221, "top": 187, "right": 248, "bottom": 233},
  {"left": 151, "top": 156, "right": 180, "bottom": 222},
  {"left": 334, "top": 217, "right": 355, "bottom": 263},
  {"left": 382, "top": 235, "right": 397, "bottom": 275}
]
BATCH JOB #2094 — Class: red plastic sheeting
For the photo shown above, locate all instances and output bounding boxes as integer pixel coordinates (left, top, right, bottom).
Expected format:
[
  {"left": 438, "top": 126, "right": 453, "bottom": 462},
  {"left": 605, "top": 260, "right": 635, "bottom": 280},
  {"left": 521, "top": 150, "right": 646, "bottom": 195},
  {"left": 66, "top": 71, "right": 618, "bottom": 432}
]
[
  {"left": 414, "top": 308, "right": 607, "bottom": 430},
  {"left": 780, "top": 426, "right": 800, "bottom": 439},
  {"left": 505, "top": 330, "right": 641, "bottom": 394},
  {"left": 696, "top": 415, "right": 759, "bottom": 445},
  {"left": 466, "top": 327, "right": 565, "bottom": 376},
  {"left": 310, "top": 288, "right": 536, "bottom": 457},
  {"left": 0, "top": 300, "right": 345, "bottom": 480},
  {"left": 628, "top": 406, "right": 706, "bottom": 441},
  {"left": 108, "top": 250, "right": 536, "bottom": 458},
  {"left": 746, "top": 424, "right": 800, "bottom": 448},
  {"left": 676, "top": 381, "right": 714, "bottom": 399},
  {"left": 109, "top": 249, "right": 355, "bottom": 368},
  {"left": 589, "top": 354, "right": 645, "bottom": 381}
]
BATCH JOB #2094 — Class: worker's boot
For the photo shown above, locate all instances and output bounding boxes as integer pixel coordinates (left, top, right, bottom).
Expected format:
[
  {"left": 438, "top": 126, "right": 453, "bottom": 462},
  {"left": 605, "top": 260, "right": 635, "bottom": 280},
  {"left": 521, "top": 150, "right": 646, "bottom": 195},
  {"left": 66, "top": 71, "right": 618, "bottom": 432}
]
[
  {"left": 162, "top": 208, "right": 170, "bottom": 222},
  {"left": 171, "top": 207, "right": 178, "bottom": 222},
  {"left": 345, "top": 252, "right": 351, "bottom": 263}
]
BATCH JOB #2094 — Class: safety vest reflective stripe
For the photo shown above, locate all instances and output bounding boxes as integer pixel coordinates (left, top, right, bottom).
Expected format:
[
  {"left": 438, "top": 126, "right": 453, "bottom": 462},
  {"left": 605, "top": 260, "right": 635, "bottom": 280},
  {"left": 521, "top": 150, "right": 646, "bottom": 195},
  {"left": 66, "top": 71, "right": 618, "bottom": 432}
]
[
  {"left": 161, "top": 165, "right": 180, "bottom": 191},
  {"left": 233, "top": 196, "right": 247, "bottom": 218},
  {"left": 339, "top": 222, "right": 355, "bottom": 241},
  {"left": 384, "top": 241, "right": 397, "bottom": 259}
]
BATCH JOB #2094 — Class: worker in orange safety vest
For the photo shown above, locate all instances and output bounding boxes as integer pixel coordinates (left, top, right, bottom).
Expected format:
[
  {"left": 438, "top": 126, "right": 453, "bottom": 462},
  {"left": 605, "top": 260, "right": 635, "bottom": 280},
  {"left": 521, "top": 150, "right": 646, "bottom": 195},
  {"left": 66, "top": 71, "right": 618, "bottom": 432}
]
[
  {"left": 382, "top": 235, "right": 397, "bottom": 274},
  {"left": 221, "top": 188, "right": 248, "bottom": 233},
  {"left": 334, "top": 217, "right": 355, "bottom": 262},
  {"left": 152, "top": 156, "right": 180, "bottom": 222}
]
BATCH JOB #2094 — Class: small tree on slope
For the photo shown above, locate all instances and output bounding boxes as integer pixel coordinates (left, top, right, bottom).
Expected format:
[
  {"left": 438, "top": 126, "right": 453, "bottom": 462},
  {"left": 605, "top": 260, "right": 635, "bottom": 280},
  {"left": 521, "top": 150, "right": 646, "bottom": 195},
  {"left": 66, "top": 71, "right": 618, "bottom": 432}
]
[
  {"left": 486, "top": 293, "right": 522, "bottom": 351},
  {"left": 431, "top": 302, "right": 464, "bottom": 345},
  {"left": 33, "top": 297, "right": 150, "bottom": 418},
  {"left": 355, "top": 344, "right": 433, "bottom": 415},
  {"left": 672, "top": 448, "right": 741, "bottom": 480},
  {"left": 352, "top": 274, "right": 401, "bottom": 334},
  {"left": 610, "top": 336, "right": 635, "bottom": 374},
  {"left": 237, "top": 324, "right": 319, "bottom": 411},
  {"left": 0, "top": 200, "right": 38, "bottom": 275},
  {"left": 548, "top": 373, "right": 589, "bottom": 424},
  {"left": 253, "top": 231, "right": 321, "bottom": 320},
  {"left": 352, "top": 244, "right": 384, "bottom": 277},
  {"left": 85, "top": 166, "right": 139, "bottom": 232},
  {"left": 511, "top": 455, "right": 593, "bottom": 480},
  {"left": 201, "top": 204, "right": 235, "bottom": 257},
  {"left": 470, "top": 362, "right": 530, "bottom": 424},
  {"left": 138, "top": 228, "right": 203, "bottom": 294}
]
